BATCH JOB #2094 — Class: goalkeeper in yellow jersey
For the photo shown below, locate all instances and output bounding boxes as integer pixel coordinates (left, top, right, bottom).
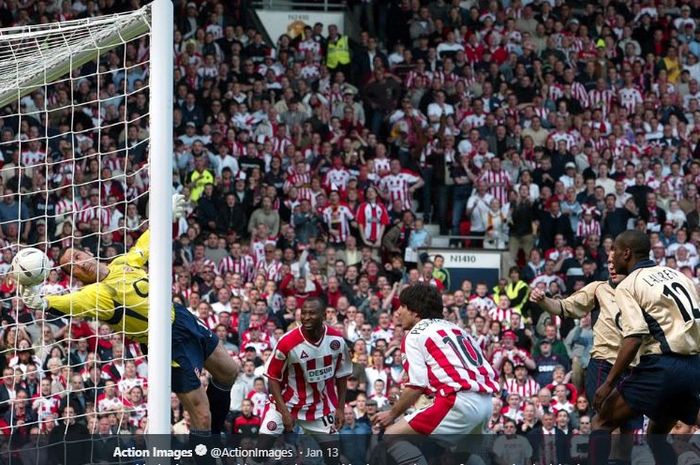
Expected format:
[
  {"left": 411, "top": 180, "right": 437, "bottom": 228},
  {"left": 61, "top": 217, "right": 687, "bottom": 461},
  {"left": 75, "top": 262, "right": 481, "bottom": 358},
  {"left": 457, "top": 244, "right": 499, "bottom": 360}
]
[{"left": 20, "top": 194, "right": 238, "bottom": 443}]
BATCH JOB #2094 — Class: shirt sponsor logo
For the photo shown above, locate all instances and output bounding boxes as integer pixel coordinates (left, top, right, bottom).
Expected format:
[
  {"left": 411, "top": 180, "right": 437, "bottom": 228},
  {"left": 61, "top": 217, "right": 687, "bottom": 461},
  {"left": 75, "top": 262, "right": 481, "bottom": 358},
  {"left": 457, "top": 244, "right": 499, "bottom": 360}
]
[{"left": 306, "top": 365, "right": 333, "bottom": 382}]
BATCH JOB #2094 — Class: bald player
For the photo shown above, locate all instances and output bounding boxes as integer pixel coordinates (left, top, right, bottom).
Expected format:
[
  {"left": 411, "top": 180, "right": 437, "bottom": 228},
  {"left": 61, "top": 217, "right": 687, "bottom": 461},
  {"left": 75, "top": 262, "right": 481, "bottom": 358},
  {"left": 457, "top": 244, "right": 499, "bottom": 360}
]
[
  {"left": 589, "top": 230, "right": 700, "bottom": 465},
  {"left": 20, "top": 195, "right": 238, "bottom": 464},
  {"left": 530, "top": 257, "right": 641, "bottom": 465}
]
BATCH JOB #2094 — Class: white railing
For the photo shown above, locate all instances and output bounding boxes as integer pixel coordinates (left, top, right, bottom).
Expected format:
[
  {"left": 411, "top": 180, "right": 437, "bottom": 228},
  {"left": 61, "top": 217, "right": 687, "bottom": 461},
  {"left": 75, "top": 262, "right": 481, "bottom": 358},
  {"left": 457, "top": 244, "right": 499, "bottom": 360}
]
[{"left": 251, "top": 0, "right": 346, "bottom": 11}]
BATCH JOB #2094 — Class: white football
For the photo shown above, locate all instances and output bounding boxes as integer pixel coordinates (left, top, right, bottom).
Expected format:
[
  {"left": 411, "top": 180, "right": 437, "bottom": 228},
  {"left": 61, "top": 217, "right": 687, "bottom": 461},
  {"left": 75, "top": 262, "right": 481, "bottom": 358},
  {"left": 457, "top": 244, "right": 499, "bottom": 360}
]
[{"left": 11, "top": 248, "right": 50, "bottom": 286}]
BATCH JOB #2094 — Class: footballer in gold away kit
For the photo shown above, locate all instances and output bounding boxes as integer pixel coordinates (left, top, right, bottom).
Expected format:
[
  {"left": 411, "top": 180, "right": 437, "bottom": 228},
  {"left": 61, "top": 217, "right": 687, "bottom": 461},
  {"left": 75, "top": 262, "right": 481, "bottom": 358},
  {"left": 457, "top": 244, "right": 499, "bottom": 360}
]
[{"left": 588, "top": 230, "right": 700, "bottom": 465}]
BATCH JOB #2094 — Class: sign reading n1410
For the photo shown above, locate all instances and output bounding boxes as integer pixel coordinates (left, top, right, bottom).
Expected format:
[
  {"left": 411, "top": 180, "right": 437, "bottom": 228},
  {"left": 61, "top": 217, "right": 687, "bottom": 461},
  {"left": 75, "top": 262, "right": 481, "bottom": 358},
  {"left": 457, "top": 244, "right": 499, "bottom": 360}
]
[{"left": 448, "top": 254, "right": 476, "bottom": 263}]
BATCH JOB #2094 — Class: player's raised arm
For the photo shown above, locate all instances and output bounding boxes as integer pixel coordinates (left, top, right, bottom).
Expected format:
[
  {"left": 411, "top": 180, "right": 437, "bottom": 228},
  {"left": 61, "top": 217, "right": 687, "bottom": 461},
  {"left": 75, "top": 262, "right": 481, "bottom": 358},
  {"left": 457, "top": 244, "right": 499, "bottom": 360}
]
[
  {"left": 125, "top": 194, "right": 187, "bottom": 268},
  {"left": 530, "top": 282, "right": 602, "bottom": 318},
  {"left": 22, "top": 283, "right": 112, "bottom": 321},
  {"left": 125, "top": 229, "right": 151, "bottom": 268}
]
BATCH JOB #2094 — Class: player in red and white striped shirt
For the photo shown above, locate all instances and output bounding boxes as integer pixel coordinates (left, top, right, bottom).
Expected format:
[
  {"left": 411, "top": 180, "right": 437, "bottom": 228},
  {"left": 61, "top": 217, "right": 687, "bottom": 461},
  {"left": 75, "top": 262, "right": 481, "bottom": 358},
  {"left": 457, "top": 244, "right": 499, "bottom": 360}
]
[
  {"left": 404, "top": 66, "right": 432, "bottom": 89},
  {"left": 478, "top": 157, "right": 512, "bottom": 205},
  {"left": 297, "top": 29, "right": 321, "bottom": 59},
  {"left": 504, "top": 365, "right": 541, "bottom": 399},
  {"left": 323, "top": 157, "right": 351, "bottom": 193},
  {"left": 271, "top": 127, "right": 293, "bottom": 156},
  {"left": 218, "top": 243, "right": 255, "bottom": 281},
  {"left": 32, "top": 378, "right": 61, "bottom": 421},
  {"left": 588, "top": 79, "right": 615, "bottom": 116},
  {"left": 489, "top": 295, "right": 514, "bottom": 327},
  {"left": 283, "top": 161, "right": 312, "bottom": 194},
  {"left": 322, "top": 191, "right": 354, "bottom": 245},
  {"left": 548, "top": 117, "right": 578, "bottom": 151},
  {"left": 255, "top": 248, "right": 283, "bottom": 283},
  {"left": 564, "top": 68, "right": 589, "bottom": 107},
  {"left": 356, "top": 186, "right": 390, "bottom": 247},
  {"left": 373, "top": 284, "right": 497, "bottom": 440},
  {"left": 469, "top": 283, "right": 497, "bottom": 313},
  {"left": 55, "top": 193, "right": 83, "bottom": 221},
  {"left": 576, "top": 207, "right": 601, "bottom": 239},
  {"left": 619, "top": 82, "right": 643, "bottom": 114},
  {"left": 260, "top": 296, "right": 351, "bottom": 442},
  {"left": 78, "top": 204, "right": 112, "bottom": 230},
  {"left": 20, "top": 141, "right": 46, "bottom": 167},
  {"left": 379, "top": 159, "right": 424, "bottom": 211}
]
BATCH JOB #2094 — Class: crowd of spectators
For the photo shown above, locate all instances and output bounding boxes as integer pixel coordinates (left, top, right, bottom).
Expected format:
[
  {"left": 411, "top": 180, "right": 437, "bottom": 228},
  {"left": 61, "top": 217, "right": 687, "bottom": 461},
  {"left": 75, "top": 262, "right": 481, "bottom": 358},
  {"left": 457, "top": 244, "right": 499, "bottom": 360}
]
[{"left": 0, "top": 0, "right": 700, "bottom": 463}]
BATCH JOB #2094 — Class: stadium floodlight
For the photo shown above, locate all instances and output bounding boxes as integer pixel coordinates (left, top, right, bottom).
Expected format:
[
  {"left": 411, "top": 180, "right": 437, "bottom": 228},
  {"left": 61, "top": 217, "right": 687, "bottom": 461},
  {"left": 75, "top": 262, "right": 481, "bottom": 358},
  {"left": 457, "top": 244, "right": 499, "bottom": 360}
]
[{"left": 0, "top": 0, "right": 172, "bottom": 448}]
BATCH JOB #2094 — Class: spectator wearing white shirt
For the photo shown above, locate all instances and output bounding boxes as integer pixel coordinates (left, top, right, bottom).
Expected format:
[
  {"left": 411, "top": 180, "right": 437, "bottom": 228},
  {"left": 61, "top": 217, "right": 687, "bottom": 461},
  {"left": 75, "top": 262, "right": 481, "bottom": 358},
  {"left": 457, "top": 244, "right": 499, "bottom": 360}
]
[
  {"left": 666, "top": 200, "right": 687, "bottom": 231},
  {"left": 683, "top": 79, "right": 700, "bottom": 107},
  {"left": 211, "top": 288, "right": 233, "bottom": 315},
  {"left": 369, "top": 379, "right": 389, "bottom": 410},
  {"left": 364, "top": 350, "right": 388, "bottom": 397},
  {"left": 426, "top": 90, "right": 454, "bottom": 126},
  {"left": 551, "top": 384, "right": 574, "bottom": 414},
  {"left": 558, "top": 162, "right": 576, "bottom": 189},
  {"left": 595, "top": 163, "right": 616, "bottom": 195},
  {"left": 668, "top": 229, "right": 698, "bottom": 257},
  {"left": 685, "top": 52, "right": 700, "bottom": 83},
  {"left": 675, "top": 245, "right": 698, "bottom": 270},
  {"left": 436, "top": 30, "right": 464, "bottom": 59},
  {"left": 673, "top": 5, "right": 695, "bottom": 32},
  {"left": 208, "top": 144, "right": 239, "bottom": 177},
  {"left": 177, "top": 122, "right": 202, "bottom": 149},
  {"left": 466, "top": 180, "right": 495, "bottom": 245}
]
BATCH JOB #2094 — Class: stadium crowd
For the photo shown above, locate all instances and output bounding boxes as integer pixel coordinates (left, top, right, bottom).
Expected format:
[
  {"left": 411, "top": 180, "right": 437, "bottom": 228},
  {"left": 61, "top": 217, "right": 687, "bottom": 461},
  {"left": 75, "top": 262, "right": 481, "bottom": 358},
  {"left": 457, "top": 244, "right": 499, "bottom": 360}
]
[{"left": 0, "top": 0, "right": 699, "bottom": 463}]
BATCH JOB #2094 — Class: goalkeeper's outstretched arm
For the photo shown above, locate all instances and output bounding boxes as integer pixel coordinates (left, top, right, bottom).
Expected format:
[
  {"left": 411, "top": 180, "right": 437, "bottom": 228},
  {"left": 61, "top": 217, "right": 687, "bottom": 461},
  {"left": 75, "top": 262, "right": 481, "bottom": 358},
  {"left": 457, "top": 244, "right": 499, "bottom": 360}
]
[
  {"left": 125, "top": 193, "right": 186, "bottom": 267},
  {"left": 125, "top": 229, "right": 151, "bottom": 268},
  {"left": 22, "top": 283, "right": 111, "bottom": 320},
  {"left": 20, "top": 193, "right": 187, "bottom": 314}
]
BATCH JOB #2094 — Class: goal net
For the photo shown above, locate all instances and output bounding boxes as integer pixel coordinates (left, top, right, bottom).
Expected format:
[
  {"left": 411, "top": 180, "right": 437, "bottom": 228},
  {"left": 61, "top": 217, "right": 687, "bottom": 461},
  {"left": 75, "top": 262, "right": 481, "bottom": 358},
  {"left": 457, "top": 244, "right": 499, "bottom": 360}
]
[{"left": 0, "top": 0, "right": 172, "bottom": 460}]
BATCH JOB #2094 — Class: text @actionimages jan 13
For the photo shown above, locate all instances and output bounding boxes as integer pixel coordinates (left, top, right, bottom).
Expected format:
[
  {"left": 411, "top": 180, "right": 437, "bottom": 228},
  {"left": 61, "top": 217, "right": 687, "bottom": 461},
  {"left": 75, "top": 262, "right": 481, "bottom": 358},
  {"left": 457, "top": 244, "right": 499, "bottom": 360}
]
[{"left": 104, "top": 434, "right": 696, "bottom": 465}]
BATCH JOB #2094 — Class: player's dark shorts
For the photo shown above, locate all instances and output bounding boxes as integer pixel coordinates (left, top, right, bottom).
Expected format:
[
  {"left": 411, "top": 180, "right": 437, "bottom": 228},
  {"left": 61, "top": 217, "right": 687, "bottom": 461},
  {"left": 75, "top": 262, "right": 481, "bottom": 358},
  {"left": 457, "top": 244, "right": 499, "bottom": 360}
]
[
  {"left": 586, "top": 358, "right": 644, "bottom": 430},
  {"left": 617, "top": 354, "right": 700, "bottom": 425},
  {"left": 171, "top": 303, "right": 219, "bottom": 393}
]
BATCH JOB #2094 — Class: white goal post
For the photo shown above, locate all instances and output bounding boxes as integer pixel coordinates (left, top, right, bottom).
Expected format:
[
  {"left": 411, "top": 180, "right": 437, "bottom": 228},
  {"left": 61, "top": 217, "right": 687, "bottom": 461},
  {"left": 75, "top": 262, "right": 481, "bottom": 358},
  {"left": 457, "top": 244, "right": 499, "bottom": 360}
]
[
  {"left": 146, "top": 0, "right": 173, "bottom": 436},
  {"left": 0, "top": 0, "right": 173, "bottom": 434}
]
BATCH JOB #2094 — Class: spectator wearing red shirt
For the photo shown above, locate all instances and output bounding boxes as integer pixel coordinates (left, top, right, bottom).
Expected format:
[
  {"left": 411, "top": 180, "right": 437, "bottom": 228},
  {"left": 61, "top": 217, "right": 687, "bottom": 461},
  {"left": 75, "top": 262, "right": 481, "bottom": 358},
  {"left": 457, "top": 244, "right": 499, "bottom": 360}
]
[
  {"left": 492, "top": 330, "right": 537, "bottom": 372},
  {"left": 240, "top": 323, "right": 271, "bottom": 357},
  {"left": 279, "top": 272, "right": 323, "bottom": 309},
  {"left": 232, "top": 399, "right": 261, "bottom": 436},
  {"left": 326, "top": 276, "right": 343, "bottom": 309}
]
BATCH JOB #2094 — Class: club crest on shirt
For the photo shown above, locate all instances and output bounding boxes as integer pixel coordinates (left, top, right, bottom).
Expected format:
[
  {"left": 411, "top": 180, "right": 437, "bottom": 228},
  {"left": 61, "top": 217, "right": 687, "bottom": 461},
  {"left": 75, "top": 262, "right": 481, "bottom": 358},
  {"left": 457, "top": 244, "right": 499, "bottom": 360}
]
[
  {"left": 330, "top": 340, "right": 340, "bottom": 350},
  {"left": 267, "top": 421, "right": 277, "bottom": 431}
]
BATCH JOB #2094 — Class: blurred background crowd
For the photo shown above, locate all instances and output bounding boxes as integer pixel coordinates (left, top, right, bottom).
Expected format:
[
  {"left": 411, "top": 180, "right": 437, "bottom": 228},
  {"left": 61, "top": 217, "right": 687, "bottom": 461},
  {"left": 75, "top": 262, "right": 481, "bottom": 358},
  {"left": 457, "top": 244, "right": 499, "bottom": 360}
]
[{"left": 0, "top": 0, "right": 698, "bottom": 463}]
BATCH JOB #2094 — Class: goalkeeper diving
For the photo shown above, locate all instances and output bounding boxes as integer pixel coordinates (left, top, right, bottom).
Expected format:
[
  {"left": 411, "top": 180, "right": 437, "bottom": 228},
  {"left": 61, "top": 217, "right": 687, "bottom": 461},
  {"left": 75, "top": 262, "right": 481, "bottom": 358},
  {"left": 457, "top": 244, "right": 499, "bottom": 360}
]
[{"left": 20, "top": 194, "right": 238, "bottom": 440}]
